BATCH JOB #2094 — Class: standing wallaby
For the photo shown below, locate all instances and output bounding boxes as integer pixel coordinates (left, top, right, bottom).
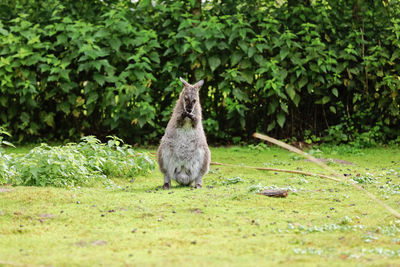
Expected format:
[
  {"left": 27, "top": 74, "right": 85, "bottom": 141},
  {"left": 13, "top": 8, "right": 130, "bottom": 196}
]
[{"left": 157, "top": 77, "right": 211, "bottom": 189}]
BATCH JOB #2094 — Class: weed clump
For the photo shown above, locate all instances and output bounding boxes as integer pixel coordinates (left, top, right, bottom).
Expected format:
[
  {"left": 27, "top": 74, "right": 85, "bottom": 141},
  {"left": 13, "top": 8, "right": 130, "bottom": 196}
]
[{"left": 1, "top": 136, "right": 154, "bottom": 187}]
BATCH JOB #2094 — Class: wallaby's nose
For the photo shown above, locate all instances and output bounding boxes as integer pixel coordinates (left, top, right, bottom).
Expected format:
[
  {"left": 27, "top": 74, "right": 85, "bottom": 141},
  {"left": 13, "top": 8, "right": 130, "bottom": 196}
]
[{"left": 186, "top": 104, "right": 193, "bottom": 113}]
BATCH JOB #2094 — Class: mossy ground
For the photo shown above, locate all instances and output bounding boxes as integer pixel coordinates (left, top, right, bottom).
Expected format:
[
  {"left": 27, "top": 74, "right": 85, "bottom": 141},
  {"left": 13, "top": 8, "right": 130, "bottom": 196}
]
[{"left": 1, "top": 145, "right": 400, "bottom": 266}]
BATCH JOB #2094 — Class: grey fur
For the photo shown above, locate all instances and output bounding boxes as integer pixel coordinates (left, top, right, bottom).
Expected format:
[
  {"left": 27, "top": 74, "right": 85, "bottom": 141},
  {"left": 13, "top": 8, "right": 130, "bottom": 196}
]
[{"left": 157, "top": 78, "right": 211, "bottom": 189}]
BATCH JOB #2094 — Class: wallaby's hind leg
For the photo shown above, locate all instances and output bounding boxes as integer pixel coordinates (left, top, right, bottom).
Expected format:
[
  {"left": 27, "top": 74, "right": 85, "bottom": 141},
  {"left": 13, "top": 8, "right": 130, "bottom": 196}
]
[
  {"left": 163, "top": 175, "right": 171, "bottom": 190},
  {"left": 194, "top": 176, "right": 203, "bottom": 189}
]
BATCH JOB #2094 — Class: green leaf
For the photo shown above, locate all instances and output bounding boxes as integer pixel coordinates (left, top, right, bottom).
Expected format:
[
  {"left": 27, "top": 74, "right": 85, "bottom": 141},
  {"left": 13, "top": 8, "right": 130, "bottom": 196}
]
[
  {"left": 109, "top": 38, "right": 121, "bottom": 52},
  {"left": 277, "top": 112, "right": 286, "bottom": 128},
  {"left": 87, "top": 92, "right": 98, "bottom": 105},
  {"left": 43, "top": 113, "right": 55, "bottom": 128},
  {"left": 267, "top": 121, "right": 276, "bottom": 132},
  {"left": 241, "top": 70, "right": 253, "bottom": 84},
  {"left": 279, "top": 47, "right": 290, "bottom": 60},
  {"left": 59, "top": 102, "right": 71, "bottom": 114},
  {"left": 149, "top": 52, "right": 160, "bottom": 64},
  {"left": 231, "top": 52, "right": 243, "bottom": 66},
  {"left": 332, "top": 88, "right": 338, "bottom": 97},
  {"left": 93, "top": 73, "right": 106, "bottom": 86},
  {"left": 285, "top": 84, "right": 296, "bottom": 100},
  {"left": 280, "top": 102, "right": 289, "bottom": 114},
  {"left": 316, "top": 96, "right": 331, "bottom": 104},
  {"left": 238, "top": 40, "right": 248, "bottom": 53},
  {"left": 293, "top": 94, "right": 301, "bottom": 107},
  {"left": 321, "top": 96, "right": 330, "bottom": 104},
  {"left": 20, "top": 112, "right": 29, "bottom": 123},
  {"left": 254, "top": 54, "right": 265, "bottom": 65},
  {"left": 248, "top": 47, "right": 256, "bottom": 58},
  {"left": 195, "top": 69, "right": 205, "bottom": 81},
  {"left": 298, "top": 76, "right": 308, "bottom": 89},
  {"left": 208, "top": 56, "right": 221, "bottom": 72},
  {"left": 16, "top": 47, "right": 33, "bottom": 59},
  {"left": 205, "top": 39, "right": 217, "bottom": 51},
  {"left": 232, "top": 88, "right": 249, "bottom": 101}
]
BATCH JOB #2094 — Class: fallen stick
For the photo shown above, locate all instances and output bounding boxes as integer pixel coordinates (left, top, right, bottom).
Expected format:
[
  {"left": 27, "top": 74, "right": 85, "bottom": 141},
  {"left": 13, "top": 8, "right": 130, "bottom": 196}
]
[
  {"left": 257, "top": 189, "right": 288, "bottom": 198},
  {"left": 252, "top": 132, "right": 400, "bottom": 219}
]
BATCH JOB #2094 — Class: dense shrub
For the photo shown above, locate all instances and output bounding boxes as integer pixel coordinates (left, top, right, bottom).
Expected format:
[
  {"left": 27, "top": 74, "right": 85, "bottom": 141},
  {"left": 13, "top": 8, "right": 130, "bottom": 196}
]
[
  {"left": 0, "top": 127, "right": 16, "bottom": 184},
  {"left": 0, "top": 0, "right": 399, "bottom": 144},
  {"left": 1, "top": 136, "right": 155, "bottom": 187}
]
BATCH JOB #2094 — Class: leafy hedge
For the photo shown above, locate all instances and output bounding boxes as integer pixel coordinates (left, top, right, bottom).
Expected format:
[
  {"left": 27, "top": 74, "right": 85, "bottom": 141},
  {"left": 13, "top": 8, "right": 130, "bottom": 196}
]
[{"left": 0, "top": 0, "right": 400, "bottom": 145}]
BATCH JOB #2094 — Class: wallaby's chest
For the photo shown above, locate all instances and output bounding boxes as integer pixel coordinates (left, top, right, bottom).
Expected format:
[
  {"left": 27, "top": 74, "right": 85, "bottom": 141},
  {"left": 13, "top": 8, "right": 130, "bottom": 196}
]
[{"left": 169, "top": 128, "right": 199, "bottom": 159}]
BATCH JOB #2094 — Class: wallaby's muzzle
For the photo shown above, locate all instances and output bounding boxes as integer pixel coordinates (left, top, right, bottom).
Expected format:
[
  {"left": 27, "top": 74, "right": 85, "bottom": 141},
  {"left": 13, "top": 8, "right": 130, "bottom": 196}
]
[
  {"left": 182, "top": 98, "right": 195, "bottom": 119},
  {"left": 182, "top": 110, "right": 195, "bottom": 120}
]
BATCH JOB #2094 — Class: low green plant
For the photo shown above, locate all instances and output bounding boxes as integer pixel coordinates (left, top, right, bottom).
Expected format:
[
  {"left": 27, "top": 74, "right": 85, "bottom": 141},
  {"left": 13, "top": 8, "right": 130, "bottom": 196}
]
[
  {"left": 0, "top": 127, "right": 14, "bottom": 149},
  {"left": 0, "top": 127, "right": 16, "bottom": 184},
  {"left": 222, "top": 176, "right": 243, "bottom": 185},
  {"left": 13, "top": 143, "right": 105, "bottom": 187},
  {"left": 77, "top": 136, "right": 155, "bottom": 178},
  {"left": 7, "top": 136, "right": 155, "bottom": 187},
  {"left": 0, "top": 152, "right": 16, "bottom": 185}
]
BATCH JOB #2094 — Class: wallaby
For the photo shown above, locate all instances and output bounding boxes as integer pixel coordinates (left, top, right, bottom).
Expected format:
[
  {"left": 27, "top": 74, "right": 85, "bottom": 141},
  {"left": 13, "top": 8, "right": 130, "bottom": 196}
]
[{"left": 157, "top": 77, "right": 211, "bottom": 189}]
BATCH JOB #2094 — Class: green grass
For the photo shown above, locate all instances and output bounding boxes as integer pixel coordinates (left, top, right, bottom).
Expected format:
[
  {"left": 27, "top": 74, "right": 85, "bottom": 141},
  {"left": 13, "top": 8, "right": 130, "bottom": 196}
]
[{"left": 1, "top": 145, "right": 400, "bottom": 266}]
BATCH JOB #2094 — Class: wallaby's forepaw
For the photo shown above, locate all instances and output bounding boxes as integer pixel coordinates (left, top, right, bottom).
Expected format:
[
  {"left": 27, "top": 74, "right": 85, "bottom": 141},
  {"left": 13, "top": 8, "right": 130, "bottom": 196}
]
[
  {"left": 195, "top": 184, "right": 202, "bottom": 189},
  {"left": 162, "top": 183, "right": 171, "bottom": 190}
]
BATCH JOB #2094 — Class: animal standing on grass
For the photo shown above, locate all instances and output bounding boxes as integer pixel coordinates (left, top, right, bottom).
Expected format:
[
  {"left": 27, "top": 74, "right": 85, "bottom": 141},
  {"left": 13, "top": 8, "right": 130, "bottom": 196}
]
[{"left": 157, "top": 77, "right": 211, "bottom": 189}]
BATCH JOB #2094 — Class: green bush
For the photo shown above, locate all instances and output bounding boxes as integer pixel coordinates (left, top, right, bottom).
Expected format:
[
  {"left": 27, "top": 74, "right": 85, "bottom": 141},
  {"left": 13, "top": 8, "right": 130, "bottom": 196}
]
[
  {"left": 0, "top": 127, "right": 16, "bottom": 184},
  {"left": 13, "top": 143, "right": 105, "bottom": 187},
  {"left": 5, "top": 136, "right": 155, "bottom": 187},
  {"left": 0, "top": 1, "right": 399, "bottom": 144}
]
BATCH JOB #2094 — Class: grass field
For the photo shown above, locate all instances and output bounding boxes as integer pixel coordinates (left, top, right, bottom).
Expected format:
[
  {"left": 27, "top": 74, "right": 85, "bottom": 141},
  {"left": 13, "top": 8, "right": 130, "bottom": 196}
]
[{"left": 1, "top": 145, "right": 400, "bottom": 266}]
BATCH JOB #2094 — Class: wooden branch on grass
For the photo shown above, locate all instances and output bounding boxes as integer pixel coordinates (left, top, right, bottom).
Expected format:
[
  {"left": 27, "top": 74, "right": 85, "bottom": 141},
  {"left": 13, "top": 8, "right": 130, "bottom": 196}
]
[{"left": 257, "top": 189, "right": 288, "bottom": 198}]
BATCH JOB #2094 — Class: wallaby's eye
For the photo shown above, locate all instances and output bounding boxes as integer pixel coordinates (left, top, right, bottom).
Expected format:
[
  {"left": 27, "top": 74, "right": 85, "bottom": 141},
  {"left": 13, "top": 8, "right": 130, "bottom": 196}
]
[{"left": 192, "top": 99, "right": 196, "bottom": 103}]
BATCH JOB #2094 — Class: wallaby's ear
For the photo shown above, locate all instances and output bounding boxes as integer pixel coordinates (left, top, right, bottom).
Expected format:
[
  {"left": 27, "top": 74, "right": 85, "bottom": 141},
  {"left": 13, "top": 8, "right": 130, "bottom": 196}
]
[
  {"left": 179, "top": 77, "right": 189, "bottom": 87},
  {"left": 194, "top": 79, "right": 204, "bottom": 89}
]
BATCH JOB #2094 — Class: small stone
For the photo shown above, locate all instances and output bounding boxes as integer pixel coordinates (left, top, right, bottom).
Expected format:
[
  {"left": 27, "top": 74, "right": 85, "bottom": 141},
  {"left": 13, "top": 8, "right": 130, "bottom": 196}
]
[
  {"left": 191, "top": 240, "right": 197, "bottom": 245},
  {"left": 132, "top": 228, "right": 137, "bottom": 233},
  {"left": 76, "top": 201, "right": 81, "bottom": 204}
]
